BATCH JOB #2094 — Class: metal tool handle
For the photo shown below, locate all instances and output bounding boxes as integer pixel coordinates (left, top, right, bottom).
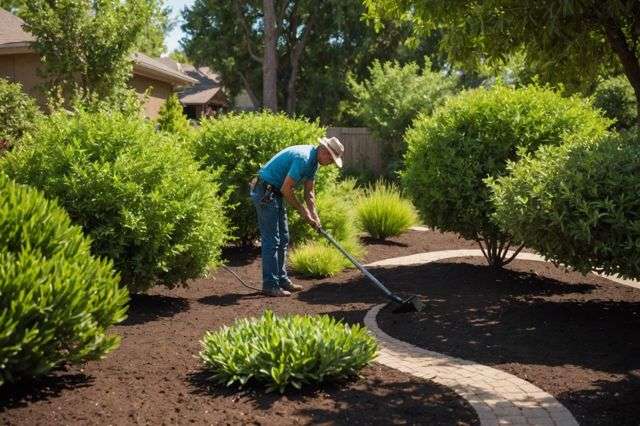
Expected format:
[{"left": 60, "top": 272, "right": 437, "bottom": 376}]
[{"left": 317, "top": 227, "right": 403, "bottom": 304}]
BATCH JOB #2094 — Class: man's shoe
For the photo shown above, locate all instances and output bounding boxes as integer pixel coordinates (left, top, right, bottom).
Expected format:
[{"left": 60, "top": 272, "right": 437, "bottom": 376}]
[
  {"left": 280, "top": 282, "right": 303, "bottom": 292},
  {"left": 263, "top": 288, "right": 291, "bottom": 297}
]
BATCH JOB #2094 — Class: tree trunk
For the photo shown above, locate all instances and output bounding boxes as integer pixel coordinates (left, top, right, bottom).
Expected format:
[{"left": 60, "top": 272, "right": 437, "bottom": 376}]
[
  {"left": 286, "top": 11, "right": 316, "bottom": 115},
  {"left": 238, "top": 72, "right": 260, "bottom": 108},
  {"left": 262, "top": 0, "right": 278, "bottom": 112}
]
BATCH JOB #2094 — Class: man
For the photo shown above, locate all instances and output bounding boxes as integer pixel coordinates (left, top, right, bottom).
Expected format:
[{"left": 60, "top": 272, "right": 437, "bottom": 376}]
[{"left": 250, "top": 136, "right": 345, "bottom": 297}]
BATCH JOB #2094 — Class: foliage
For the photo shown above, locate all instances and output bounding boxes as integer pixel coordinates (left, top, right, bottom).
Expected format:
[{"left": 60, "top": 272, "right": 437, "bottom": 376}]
[
  {"left": 356, "top": 181, "right": 418, "bottom": 239},
  {"left": 0, "top": 175, "right": 127, "bottom": 386},
  {"left": 290, "top": 239, "right": 364, "bottom": 278},
  {"left": 200, "top": 310, "right": 377, "bottom": 393},
  {"left": 591, "top": 75, "right": 637, "bottom": 130},
  {"left": 2, "top": 111, "right": 230, "bottom": 292},
  {"left": 489, "top": 132, "right": 640, "bottom": 280},
  {"left": 364, "top": 0, "right": 639, "bottom": 107},
  {"left": 403, "top": 85, "right": 610, "bottom": 267},
  {"left": 0, "top": 78, "right": 41, "bottom": 149},
  {"left": 157, "top": 93, "right": 192, "bottom": 139},
  {"left": 181, "top": 0, "right": 442, "bottom": 121},
  {"left": 21, "top": 0, "right": 152, "bottom": 103},
  {"left": 191, "top": 112, "right": 332, "bottom": 244},
  {"left": 134, "top": 0, "right": 173, "bottom": 56},
  {"left": 169, "top": 49, "right": 191, "bottom": 65},
  {"left": 347, "top": 58, "right": 456, "bottom": 176}
]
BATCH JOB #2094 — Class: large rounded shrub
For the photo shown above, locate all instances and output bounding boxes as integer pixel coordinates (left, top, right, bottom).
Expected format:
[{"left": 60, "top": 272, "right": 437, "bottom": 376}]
[
  {"left": 0, "top": 78, "right": 41, "bottom": 150},
  {"left": 192, "top": 112, "right": 337, "bottom": 244},
  {"left": 2, "top": 111, "right": 230, "bottom": 292},
  {"left": 591, "top": 75, "right": 636, "bottom": 130},
  {"left": 489, "top": 132, "right": 640, "bottom": 280},
  {"left": 0, "top": 176, "right": 127, "bottom": 386},
  {"left": 200, "top": 310, "right": 377, "bottom": 393},
  {"left": 403, "top": 85, "right": 609, "bottom": 267}
]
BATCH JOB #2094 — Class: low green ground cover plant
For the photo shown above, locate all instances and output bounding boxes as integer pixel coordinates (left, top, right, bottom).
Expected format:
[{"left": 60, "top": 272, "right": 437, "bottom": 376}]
[
  {"left": 2, "top": 111, "right": 230, "bottom": 292},
  {"left": 489, "top": 131, "right": 640, "bottom": 280},
  {"left": 356, "top": 181, "right": 418, "bottom": 239},
  {"left": 403, "top": 84, "right": 609, "bottom": 267},
  {"left": 0, "top": 175, "right": 127, "bottom": 386},
  {"left": 192, "top": 112, "right": 337, "bottom": 244},
  {"left": 200, "top": 310, "right": 377, "bottom": 393}
]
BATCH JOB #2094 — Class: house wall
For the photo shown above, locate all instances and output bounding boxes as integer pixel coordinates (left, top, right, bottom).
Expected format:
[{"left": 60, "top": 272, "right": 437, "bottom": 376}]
[
  {"left": 0, "top": 52, "right": 49, "bottom": 105},
  {"left": 130, "top": 74, "right": 173, "bottom": 119}
]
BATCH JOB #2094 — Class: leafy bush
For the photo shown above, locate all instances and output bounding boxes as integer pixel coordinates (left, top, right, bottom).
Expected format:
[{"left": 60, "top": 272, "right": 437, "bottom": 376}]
[
  {"left": 157, "top": 93, "right": 192, "bottom": 140},
  {"left": 0, "top": 78, "right": 41, "bottom": 149},
  {"left": 489, "top": 132, "right": 640, "bottom": 280},
  {"left": 290, "top": 239, "right": 364, "bottom": 278},
  {"left": 0, "top": 175, "right": 127, "bottom": 386},
  {"left": 200, "top": 310, "right": 377, "bottom": 393},
  {"left": 2, "top": 111, "right": 230, "bottom": 292},
  {"left": 356, "top": 181, "right": 418, "bottom": 239},
  {"left": 591, "top": 75, "right": 637, "bottom": 130},
  {"left": 347, "top": 59, "right": 457, "bottom": 176},
  {"left": 192, "top": 112, "right": 336, "bottom": 243},
  {"left": 403, "top": 85, "right": 609, "bottom": 267}
]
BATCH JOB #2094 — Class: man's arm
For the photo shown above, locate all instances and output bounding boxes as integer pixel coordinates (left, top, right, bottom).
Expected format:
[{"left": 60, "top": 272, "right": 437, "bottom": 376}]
[
  {"left": 303, "top": 179, "right": 320, "bottom": 223},
  {"left": 281, "top": 176, "right": 319, "bottom": 228}
]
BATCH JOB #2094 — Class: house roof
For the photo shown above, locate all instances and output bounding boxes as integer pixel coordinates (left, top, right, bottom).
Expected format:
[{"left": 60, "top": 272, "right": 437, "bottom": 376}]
[
  {"left": 158, "top": 60, "right": 227, "bottom": 106},
  {"left": 0, "top": 7, "right": 196, "bottom": 86}
]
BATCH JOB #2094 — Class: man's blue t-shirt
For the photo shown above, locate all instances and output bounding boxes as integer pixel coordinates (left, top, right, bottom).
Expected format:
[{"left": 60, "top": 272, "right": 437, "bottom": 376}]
[{"left": 259, "top": 145, "right": 318, "bottom": 188}]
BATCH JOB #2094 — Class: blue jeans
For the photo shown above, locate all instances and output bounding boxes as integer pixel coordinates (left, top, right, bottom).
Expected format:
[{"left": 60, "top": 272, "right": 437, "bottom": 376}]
[{"left": 250, "top": 183, "right": 292, "bottom": 291}]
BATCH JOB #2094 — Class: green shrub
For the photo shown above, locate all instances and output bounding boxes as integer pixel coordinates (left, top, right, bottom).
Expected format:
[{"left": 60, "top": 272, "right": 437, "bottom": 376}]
[
  {"left": 192, "top": 112, "right": 337, "bottom": 244},
  {"left": 489, "top": 132, "right": 640, "bottom": 280},
  {"left": 200, "top": 310, "right": 377, "bottom": 393},
  {"left": 347, "top": 58, "right": 457, "bottom": 177},
  {"left": 591, "top": 75, "right": 636, "bottom": 130},
  {"left": 0, "top": 175, "right": 127, "bottom": 386},
  {"left": 403, "top": 85, "right": 609, "bottom": 267},
  {"left": 289, "top": 239, "right": 364, "bottom": 278},
  {"left": 157, "top": 93, "right": 192, "bottom": 140},
  {"left": 0, "top": 78, "right": 41, "bottom": 149},
  {"left": 2, "top": 111, "right": 230, "bottom": 292},
  {"left": 356, "top": 181, "right": 418, "bottom": 239}
]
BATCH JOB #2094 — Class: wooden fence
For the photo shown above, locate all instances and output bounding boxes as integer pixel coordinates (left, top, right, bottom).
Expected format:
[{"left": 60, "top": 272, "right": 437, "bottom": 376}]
[{"left": 326, "top": 127, "right": 383, "bottom": 175}]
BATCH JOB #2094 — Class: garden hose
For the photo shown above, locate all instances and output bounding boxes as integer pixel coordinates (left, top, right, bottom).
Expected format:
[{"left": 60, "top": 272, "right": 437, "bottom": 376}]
[{"left": 222, "top": 265, "right": 262, "bottom": 292}]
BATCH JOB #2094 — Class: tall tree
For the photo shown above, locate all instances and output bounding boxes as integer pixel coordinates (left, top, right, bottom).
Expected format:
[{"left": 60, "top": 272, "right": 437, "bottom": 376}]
[
  {"left": 364, "top": 0, "right": 640, "bottom": 123},
  {"left": 181, "top": 0, "right": 439, "bottom": 120},
  {"left": 22, "top": 0, "right": 152, "bottom": 102}
]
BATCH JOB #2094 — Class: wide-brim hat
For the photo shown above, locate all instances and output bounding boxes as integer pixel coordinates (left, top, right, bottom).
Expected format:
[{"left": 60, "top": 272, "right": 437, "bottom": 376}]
[{"left": 319, "top": 136, "right": 344, "bottom": 168}]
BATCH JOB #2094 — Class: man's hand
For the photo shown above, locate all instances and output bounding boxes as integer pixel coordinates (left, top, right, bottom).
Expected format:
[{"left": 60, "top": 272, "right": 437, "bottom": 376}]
[{"left": 305, "top": 211, "right": 321, "bottom": 230}]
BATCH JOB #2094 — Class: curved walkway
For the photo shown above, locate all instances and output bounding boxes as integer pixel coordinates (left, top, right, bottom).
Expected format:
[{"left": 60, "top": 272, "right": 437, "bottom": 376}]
[{"left": 361, "top": 249, "right": 639, "bottom": 426}]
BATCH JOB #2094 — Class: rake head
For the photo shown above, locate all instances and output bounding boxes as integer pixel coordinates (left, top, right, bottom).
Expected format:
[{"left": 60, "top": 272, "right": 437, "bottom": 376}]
[{"left": 390, "top": 295, "right": 425, "bottom": 314}]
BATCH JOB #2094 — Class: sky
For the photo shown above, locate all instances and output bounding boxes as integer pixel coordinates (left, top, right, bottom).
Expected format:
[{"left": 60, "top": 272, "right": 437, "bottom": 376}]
[{"left": 165, "top": 0, "right": 195, "bottom": 54}]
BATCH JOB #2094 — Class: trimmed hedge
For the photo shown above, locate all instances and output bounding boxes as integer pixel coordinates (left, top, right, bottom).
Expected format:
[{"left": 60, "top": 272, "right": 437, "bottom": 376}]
[
  {"left": 200, "top": 310, "right": 377, "bottom": 393},
  {"left": 490, "top": 132, "right": 640, "bottom": 280},
  {"left": 403, "top": 85, "right": 609, "bottom": 267},
  {"left": 191, "top": 112, "right": 337, "bottom": 244},
  {"left": 0, "top": 175, "right": 127, "bottom": 386},
  {"left": 2, "top": 111, "right": 230, "bottom": 292}
]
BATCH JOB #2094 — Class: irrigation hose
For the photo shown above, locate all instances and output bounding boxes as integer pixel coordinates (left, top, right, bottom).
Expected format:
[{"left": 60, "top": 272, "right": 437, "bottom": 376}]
[{"left": 222, "top": 265, "right": 261, "bottom": 292}]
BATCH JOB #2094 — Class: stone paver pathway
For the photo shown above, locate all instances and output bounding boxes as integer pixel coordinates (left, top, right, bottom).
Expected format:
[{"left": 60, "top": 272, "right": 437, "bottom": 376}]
[{"left": 361, "top": 249, "right": 640, "bottom": 426}]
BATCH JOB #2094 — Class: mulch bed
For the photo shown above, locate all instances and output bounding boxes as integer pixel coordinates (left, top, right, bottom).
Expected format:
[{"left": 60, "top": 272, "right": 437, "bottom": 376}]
[
  {"left": 376, "top": 256, "right": 640, "bottom": 426},
  {"left": 0, "top": 230, "right": 479, "bottom": 426}
]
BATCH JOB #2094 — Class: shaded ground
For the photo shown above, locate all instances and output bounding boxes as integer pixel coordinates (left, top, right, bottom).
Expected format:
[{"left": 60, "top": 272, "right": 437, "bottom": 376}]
[
  {"left": 0, "top": 230, "right": 478, "bottom": 426},
  {"left": 376, "top": 257, "right": 640, "bottom": 426}
]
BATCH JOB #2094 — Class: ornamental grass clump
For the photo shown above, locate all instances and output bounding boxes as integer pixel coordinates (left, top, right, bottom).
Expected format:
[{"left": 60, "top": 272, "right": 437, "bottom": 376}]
[
  {"left": 489, "top": 131, "right": 640, "bottom": 280},
  {"left": 0, "top": 175, "right": 127, "bottom": 386},
  {"left": 2, "top": 110, "right": 230, "bottom": 293},
  {"left": 289, "top": 238, "right": 364, "bottom": 278},
  {"left": 200, "top": 310, "right": 377, "bottom": 393},
  {"left": 356, "top": 181, "right": 418, "bottom": 239}
]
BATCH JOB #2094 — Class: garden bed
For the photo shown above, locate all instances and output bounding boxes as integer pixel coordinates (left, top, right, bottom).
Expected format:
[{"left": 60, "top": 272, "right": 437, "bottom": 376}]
[
  {"left": 0, "top": 230, "right": 478, "bottom": 425},
  {"left": 376, "top": 257, "right": 640, "bottom": 426}
]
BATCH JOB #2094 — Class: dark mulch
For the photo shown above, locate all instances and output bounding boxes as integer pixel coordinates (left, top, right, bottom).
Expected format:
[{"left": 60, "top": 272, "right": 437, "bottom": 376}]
[
  {"left": 0, "top": 230, "right": 479, "bottom": 426},
  {"left": 376, "top": 257, "right": 640, "bottom": 426}
]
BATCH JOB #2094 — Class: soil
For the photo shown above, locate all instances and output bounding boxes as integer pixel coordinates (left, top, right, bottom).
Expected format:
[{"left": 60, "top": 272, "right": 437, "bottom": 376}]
[
  {"left": 0, "top": 230, "right": 479, "bottom": 426},
  {"left": 376, "top": 256, "right": 640, "bottom": 426}
]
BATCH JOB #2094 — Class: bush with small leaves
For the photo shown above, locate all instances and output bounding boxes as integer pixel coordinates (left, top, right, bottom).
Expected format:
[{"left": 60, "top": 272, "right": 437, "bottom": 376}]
[
  {"left": 0, "top": 175, "right": 127, "bottom": 386},
  {"left": 403, "top": 85, "right": 609, "bottom": 267},
  {"left": 200, "top": 310, "right": 377, "bottom": 393},
  {"left": 192, "top": 112, "right": 337, "bottom": 244},
  {"left": 591, "top": 75, "right": 636, "bottom": 130},
  {"left": 489, "top": 132, "right": 640, "bottom": 280},
  {"left": 356, "top": 181, "right": 418, "bottom": 239},
  {"left": 2, "top": 111, "right": 230, "bottom": 292},
  {"left": 157, "top": 93, "right": 192, "bottom": 141},
  {"left": 0, "top": 78, "right": 41, "bottom": 150}
]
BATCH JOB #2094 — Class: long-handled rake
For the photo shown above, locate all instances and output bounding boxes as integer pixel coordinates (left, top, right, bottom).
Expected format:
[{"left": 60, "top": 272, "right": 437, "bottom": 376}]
[{"left": 318, "top": 228, "right": 424, "bottom": 314}]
